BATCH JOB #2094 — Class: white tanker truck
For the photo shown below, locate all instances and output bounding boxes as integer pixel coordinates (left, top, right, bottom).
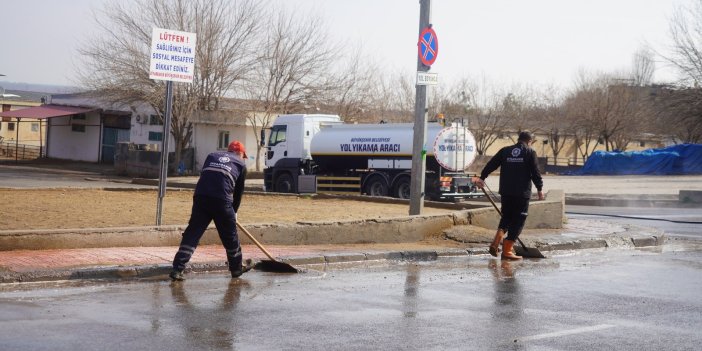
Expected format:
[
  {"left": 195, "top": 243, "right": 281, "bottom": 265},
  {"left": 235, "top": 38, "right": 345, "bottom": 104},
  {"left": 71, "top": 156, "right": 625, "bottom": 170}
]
[{"left": 262, "top": 114, "right": 481, "bottom": 201}]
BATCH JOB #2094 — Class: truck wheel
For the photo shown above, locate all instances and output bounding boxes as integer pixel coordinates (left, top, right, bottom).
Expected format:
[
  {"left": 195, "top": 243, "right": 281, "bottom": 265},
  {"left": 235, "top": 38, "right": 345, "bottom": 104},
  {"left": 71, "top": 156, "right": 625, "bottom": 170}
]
[
  {"left": 364, "top": 177, "right": 389, "bottom": 197},
  {"left": 393, "top": 178, "right": 411, "bottom": 199},
  {"left": 275, "top": 173, "right": 295, "bottom": 193}
]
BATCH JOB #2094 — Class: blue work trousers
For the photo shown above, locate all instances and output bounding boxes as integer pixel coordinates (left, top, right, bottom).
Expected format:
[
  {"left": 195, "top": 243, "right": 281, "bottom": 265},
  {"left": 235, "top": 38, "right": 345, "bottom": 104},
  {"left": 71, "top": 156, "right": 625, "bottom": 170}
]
[{"left": 173, "top": 195, "right": 243, "bottom": 272}]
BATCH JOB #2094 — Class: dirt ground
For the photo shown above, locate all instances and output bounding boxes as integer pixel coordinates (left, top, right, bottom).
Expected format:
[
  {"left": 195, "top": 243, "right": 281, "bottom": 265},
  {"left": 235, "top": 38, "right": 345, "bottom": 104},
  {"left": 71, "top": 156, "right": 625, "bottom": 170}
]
[{"left": 0, "top": 188, "right": 455, "bottom": 231}]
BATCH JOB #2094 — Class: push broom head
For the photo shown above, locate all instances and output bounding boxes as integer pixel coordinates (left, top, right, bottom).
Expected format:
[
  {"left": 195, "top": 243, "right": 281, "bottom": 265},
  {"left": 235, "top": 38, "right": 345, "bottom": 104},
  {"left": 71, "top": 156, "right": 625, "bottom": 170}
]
[{"left": 253, "top": 260, "right": 299, "bottom": 273}]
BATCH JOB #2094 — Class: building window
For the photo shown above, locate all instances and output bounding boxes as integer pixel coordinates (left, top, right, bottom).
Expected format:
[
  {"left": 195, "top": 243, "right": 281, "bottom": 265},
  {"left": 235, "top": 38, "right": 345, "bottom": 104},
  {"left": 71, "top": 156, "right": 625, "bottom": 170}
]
[
  {"left": 31, "top": 123, "right": 39, "bottom": 132},
  {"left": 218, "top": 131, "right": 230, "bottom": 149},
  {"left": 148, "top": 131, "right": 163, "bottom": 141},
  {"left": 8, "top": 122, "right": 15, "bottom": 131},
  {"left": 149, "top": 115, "right": 164, "bottom": 126},
  {"left": 72, "top": 114, "right": 86, "bottom": 120},
  {"left": 72, "top": 124, "right": 86, "bottom": 132}
]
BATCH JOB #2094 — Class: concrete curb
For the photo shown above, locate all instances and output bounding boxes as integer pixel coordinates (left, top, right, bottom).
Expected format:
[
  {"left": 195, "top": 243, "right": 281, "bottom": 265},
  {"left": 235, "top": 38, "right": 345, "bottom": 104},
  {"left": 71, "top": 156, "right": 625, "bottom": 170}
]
[
  {"left": 0, "top": 232, "right": 667, "bottom": 284},
  {"left": 0, "top": 191, "right": 565, "bottom": 250}
]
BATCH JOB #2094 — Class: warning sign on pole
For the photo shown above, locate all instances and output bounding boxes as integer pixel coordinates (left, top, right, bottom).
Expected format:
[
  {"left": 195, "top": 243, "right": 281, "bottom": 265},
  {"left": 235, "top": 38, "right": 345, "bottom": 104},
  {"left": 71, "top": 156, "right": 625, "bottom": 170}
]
[{"left": 149, "top": 27, "right": 197, "bottom": 83}]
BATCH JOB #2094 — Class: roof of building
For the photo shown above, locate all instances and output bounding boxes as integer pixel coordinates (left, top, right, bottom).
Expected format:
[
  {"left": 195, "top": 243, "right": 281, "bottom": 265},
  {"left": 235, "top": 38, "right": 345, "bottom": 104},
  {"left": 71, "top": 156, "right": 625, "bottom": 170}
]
[
  {"left": 0, "top": 89, "right": 51, "bottom": 104},
  {"left": 0, "top": 104, "right": 96, "bottom": 119}
]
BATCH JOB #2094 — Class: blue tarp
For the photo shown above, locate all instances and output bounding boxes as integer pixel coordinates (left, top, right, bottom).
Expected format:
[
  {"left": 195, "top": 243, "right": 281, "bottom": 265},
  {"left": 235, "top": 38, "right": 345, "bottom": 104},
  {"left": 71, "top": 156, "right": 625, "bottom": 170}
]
[{"left": 577, "top": 144, "right": 702, "bottom": 175}]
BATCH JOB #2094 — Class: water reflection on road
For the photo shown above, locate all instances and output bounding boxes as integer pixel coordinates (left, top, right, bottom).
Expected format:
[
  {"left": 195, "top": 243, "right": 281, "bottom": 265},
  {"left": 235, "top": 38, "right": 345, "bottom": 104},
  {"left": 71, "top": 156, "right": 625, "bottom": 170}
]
[{"left": 1, "top": 247, "right": 701, "bottom": 350}]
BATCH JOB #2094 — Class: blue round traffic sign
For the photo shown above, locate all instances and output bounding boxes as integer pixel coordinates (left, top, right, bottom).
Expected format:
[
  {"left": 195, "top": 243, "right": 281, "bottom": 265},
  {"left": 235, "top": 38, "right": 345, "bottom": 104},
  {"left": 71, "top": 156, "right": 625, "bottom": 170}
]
[{"left": 418, "top": 27, "right": 438, "bottom": 66}]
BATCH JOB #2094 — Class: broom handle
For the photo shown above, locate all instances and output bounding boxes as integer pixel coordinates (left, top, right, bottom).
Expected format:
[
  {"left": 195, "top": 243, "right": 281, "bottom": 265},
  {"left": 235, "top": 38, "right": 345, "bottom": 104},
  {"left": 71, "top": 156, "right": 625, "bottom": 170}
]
[
  {"left": 482, "top": 187, "right": 502, "bottom": 216},
  {"left": 236, "top": 221, "right": 277, "bottom": 262},
  {"left": 481, "top": 187, "right": 529, "bottom": 251}
]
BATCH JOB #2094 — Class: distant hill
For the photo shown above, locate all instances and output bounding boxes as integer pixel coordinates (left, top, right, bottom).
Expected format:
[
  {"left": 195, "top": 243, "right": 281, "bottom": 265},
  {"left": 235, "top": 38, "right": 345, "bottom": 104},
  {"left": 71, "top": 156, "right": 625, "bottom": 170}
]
[{"left": 0, "top": 81, "right": 82, "bottom": 94}]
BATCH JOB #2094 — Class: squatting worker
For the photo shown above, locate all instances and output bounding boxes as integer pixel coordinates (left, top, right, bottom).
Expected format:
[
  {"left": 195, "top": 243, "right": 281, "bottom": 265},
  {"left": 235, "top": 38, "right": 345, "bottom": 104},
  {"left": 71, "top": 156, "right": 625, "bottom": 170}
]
[
  {"left": 170, "top": 140, "right": 252, "bottom": 281},
  {"left": 471, "top": 131, "right": 544, "bottom": 260}
]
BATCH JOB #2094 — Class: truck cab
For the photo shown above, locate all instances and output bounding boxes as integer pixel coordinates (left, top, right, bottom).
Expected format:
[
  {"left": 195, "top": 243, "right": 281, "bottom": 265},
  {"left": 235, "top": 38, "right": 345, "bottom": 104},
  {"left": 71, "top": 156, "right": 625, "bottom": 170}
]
[{"left": 264, "top": 114, "right": 341, "bottom": 192}]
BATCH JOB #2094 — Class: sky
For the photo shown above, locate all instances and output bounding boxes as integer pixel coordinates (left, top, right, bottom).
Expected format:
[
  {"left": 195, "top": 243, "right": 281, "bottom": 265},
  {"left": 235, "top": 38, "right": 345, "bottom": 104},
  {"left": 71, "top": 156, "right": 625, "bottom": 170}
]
[{"left": 0, "top": 0, "right": 685, "bottom": 90}]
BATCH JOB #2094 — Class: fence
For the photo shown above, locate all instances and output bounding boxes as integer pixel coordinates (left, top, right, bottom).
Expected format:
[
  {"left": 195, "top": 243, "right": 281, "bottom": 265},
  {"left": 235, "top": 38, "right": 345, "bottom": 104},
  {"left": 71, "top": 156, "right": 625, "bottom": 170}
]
[
  {"left": 0, "top": 141, "right": 44, "bottom": 161},
  {"left": 546, "top": 156, "right": 586, "bottom": 166}
]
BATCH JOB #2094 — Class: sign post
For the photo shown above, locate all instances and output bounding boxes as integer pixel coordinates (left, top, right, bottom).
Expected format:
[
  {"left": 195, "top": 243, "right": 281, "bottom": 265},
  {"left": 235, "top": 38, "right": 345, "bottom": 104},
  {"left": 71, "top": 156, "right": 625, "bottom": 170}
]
[
  {"left": 149, "top": 27, "right": 196, "bottom": 225},
  {"left": 410, "top": 0, "right": 436, "bottom": 216}
]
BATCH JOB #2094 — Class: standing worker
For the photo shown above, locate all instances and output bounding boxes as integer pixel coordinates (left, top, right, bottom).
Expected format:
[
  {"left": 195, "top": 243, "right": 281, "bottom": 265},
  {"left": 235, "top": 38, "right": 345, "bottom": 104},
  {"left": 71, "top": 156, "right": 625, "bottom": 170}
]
[
  {"left": 472, "top": 131, "right": 544, "bottom": 260},
  {"left": 170, "top": 141, "right": 252, "bottom": 280}
]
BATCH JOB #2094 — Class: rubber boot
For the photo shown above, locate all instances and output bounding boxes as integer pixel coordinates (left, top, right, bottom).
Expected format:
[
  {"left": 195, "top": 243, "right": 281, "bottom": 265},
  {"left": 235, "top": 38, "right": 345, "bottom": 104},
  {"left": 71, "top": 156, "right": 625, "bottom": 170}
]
[
  {"left": 501, "top": 240, "right": 523, "bottom": 260},
  {"left": 489, "top": 229, "right": 505, "bottom": 257}
]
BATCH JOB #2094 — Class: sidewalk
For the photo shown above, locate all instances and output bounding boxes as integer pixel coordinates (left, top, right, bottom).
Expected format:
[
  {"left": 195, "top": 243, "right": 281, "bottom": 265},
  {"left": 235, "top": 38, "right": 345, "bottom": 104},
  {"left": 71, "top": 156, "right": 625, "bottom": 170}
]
[{"left": 0, "top": 218, "right": 666, "bottom": 284}]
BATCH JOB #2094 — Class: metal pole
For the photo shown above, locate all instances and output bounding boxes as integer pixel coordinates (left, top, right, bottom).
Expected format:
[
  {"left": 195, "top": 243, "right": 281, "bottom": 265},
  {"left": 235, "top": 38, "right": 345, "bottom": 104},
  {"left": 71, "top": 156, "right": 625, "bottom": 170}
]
[
  {"left": 15, "top": 118, "right": 19, "bottom": 163},
  {"left": 409, "top": 0, "right": 431, "bottom": 215},
  {"left": 156, "top": 81, "right": 174, "bottom": 225},
  {"left": 39, "top": 120, "right": 43, "bottom": 158}
]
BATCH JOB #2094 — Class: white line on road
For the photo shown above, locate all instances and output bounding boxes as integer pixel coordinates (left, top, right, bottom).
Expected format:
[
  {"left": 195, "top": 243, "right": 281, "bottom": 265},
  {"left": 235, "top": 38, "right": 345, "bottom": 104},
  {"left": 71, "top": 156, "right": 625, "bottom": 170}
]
[{"left": 517, "top": 324, "right": 616, "bottom": 342}]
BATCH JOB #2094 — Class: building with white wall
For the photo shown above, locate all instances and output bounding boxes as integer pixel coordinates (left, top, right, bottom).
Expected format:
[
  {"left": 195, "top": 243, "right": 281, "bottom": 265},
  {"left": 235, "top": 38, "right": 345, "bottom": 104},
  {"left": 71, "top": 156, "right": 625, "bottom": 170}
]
[{"left": 190, "top": 109, "right": 261, "bottom": 172}]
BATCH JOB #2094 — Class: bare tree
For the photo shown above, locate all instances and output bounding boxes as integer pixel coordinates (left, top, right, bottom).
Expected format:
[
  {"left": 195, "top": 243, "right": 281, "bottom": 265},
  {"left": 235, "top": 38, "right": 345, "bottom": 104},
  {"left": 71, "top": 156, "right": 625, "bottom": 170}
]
[
  {"left": 653, "top": 0, "right": 702, "bottom": 143},
  {"left": 608, "top": 82, "right": 656, "bottom": 151},
  {"left": 431, "top": 79, "right": 471, "bottom": 124},
  {"left": 242, "top": 8, "right": 340, "bottom": 171},
  {"left": 564, "top": 71, "right": 607, "bottom": 160},
  {"left": 391, "top": 73, "right": 417, "bottom": 120},
  {"left": 353, "top": 70, "right": 415, "bottom": 123},
  {"left": 662, "top": 0, "right": 702, "bottom": 85},
  {"left": 653, "top": 86, "right": 702, "bottom": 143},
  {"left": 78, "top": 0, "right": 262, "bottom": 171},
  {"left": 499, "top": 84, "right": 543, "bottom": 140},
  {"left": 569, "top": 71, "right": 635, "bottom": 152},
  {"left": 632, "top": 47, "right": 656, "bottom": 86},
  {"left": 455, "top": 76, "right": 511, "bottom": 155},
  {"left": 534, "top": 85, "right": 569, "bottom": 165},
  {"left": 323, "top": 47, "right": 377, "bottom": 122}
]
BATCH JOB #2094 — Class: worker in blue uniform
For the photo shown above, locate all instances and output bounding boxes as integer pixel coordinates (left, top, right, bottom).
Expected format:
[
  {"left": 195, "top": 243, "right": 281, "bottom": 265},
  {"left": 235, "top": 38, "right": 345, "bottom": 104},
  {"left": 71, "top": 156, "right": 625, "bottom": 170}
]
[
  {"left": 472, "top": 131, "right": 544, "bottom": 260},
  {"left": 170, "top": 140, "right": 251, "bottom": 280}
]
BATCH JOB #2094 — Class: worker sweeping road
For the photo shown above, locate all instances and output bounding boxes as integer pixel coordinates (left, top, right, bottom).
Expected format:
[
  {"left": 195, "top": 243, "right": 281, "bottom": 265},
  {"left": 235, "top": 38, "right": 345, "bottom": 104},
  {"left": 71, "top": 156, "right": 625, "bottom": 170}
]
[
  {"left": 170, "top": 141, "right": 252, "bottom": 281},
  {"left": 472, "top": 131, "right": 544, "bottom": 260}
]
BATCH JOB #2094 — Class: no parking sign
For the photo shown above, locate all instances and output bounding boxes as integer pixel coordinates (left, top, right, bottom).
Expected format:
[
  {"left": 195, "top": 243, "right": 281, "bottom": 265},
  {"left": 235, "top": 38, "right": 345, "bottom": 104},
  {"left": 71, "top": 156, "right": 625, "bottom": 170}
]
[{"left": 418, "top": 26, "right": 438, "bottom": 67}]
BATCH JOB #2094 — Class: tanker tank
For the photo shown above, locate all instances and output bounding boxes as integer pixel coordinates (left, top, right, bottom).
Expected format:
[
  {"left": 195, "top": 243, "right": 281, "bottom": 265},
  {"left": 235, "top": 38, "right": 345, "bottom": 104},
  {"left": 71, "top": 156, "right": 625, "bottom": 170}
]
[{"left": 310, "top": 122, "right": 477, "bottom": 173}]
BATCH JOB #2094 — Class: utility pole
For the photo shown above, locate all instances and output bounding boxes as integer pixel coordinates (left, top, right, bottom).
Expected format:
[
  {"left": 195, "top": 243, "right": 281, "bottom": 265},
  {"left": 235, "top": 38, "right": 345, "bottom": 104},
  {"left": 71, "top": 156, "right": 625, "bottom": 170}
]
[{"left": 409, "top": 0, "right": 432, "bottom": 215}]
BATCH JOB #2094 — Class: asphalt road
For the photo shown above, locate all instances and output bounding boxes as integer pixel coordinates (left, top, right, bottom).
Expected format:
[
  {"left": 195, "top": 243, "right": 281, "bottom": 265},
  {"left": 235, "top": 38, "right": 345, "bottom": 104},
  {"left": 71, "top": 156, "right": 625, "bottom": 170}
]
[
  {"left": 567, "top": 204, "right": 702, "bottom": 239},
  {"left": 1, "top": 245, "right": 701, "bottom": 351},
  {"left": 0, "top": 166, "right": 149, "bottom": 189}
]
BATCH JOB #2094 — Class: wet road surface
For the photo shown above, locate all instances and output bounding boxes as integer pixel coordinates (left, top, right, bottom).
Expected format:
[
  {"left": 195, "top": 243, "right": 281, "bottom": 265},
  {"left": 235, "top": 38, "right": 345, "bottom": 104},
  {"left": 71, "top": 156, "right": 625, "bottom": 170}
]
[
  {"left": 1, "top": 244, "right": 701, "bottom": 350},
  {"left": 567, "top": 204, "right": 702, "bottom": 239}
]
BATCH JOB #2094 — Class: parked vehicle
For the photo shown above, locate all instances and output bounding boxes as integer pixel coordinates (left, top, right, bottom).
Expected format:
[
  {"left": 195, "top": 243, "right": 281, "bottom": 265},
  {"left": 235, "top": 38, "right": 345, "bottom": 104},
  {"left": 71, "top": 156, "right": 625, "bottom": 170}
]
[{"left": 263, "top": 114, "right": 480, "bottom": 201}]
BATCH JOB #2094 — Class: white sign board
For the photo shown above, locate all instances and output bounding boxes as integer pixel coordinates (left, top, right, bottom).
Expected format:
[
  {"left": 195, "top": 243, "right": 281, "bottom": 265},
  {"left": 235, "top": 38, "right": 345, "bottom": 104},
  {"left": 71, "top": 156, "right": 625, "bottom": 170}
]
[
  {"left": 432, "top": 126, "right": 477, "bottom": 172},
  {"left": 417, "top": 72, "right": 438, "bottom": 86},
  {"left": 149, "top": 27, "right": 197, "bottom": 83}
]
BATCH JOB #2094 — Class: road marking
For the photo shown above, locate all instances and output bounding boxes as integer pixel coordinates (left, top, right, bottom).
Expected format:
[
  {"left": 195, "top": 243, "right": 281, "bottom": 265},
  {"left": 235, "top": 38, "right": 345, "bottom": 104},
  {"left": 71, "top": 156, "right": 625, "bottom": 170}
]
[{"left": 517, "top": 324, "right": 616, "bottom": 342}]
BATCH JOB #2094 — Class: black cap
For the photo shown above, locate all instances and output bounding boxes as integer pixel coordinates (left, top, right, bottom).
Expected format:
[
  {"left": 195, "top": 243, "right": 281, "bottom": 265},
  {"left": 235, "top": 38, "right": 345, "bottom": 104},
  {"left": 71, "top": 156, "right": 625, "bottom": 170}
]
[{"left": 518, "top": 131, "right": 534, "bottom": 142}]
